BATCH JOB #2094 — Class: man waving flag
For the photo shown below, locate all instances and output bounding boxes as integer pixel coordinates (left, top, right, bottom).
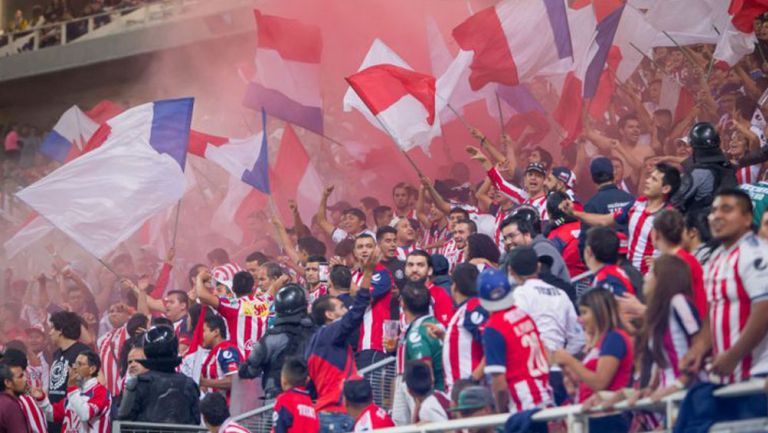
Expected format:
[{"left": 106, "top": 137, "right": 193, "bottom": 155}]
[{"left": 16, "top": 98, "right": 194, "bottom": 259}]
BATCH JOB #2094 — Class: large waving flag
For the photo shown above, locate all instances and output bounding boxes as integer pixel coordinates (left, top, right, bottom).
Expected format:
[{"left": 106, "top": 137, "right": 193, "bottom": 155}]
[
  {"left": 271, "top": 125, "right": 323, "bottom": 221},
  {"left": 39, "top": 106, "right": 100, "bottom": 163},
  {"left": 452, "top": 0, "right": 573, "bottom": 91},
  {"left": 346, "top": 64, "right": 437, "bottom": 152},
  {"left": 714, "top": 0, "right": 768, "bottom": 68},
  {"left": 645, "top": 0, "right": 725, "bottom": 47},
  {"left": 16, "top": 98, "right": 193, "bottom": 259},
  {"left": 209, "top": 110, "right": 271, "bottom": 245},
  {"left": 552, "top": 1, "right": 625, "bottom": 145},
  {"left": 243, "top": 11, "right": 323, "bottom": 135}
]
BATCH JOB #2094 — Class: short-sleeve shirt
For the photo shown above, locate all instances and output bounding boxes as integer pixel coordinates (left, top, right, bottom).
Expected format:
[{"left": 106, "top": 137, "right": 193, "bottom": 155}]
[
  {"left": 483, "top": 306, "right": 552, "bottom": 413},
  {"left": 202, "top": 341, "right": 242, "bottom": 399},
  {"left": 272, "top": 387, "right": 319, "bottom": 433},
  {"left": 353, "top": 404, "right": 395, "bottom": 432},
  {"left": 217, "top": 294, "right": 270, "bottom": 355},
  {"left": 578, "top": 329, "right": 633, "bottom": 402},
  {"left": 706, "top": 232, "right": 768, "bottom": 384},
  {"left": 613, "top": 197, "right": 668, "bottom": 274},
  {"left": 396, "top": 315, "right": 444, "bottom": 391}
]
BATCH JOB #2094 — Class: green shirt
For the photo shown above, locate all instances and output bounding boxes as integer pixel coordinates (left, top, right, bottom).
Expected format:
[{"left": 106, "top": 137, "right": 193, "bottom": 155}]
[
  {"left": 403, "top": 315, "right": 444, "bottom": 391},
  {"left": 741, "top": 181, "right": 768, "bottom": 227}
]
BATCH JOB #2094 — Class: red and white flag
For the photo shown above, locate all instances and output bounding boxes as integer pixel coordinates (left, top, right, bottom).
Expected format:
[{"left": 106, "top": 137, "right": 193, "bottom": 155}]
[
  {"left": 346, "top": 63, "right": 437, "bottom": 152},
  {"left": 452, "top": 0, "right": 573, "bottom": 91},
  {"left": 713, "top": 0, "right": 768, "bottom": 68}
]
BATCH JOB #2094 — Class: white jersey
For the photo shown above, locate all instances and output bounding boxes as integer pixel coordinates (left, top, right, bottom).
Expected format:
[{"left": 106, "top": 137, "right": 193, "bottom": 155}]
[
  {"left": 705, "top": 232, "right": 768, "bottom": 384},
  {"left": 511, "top": 279, "right": 585, "bottom": 354},
  {"left": 440, "top": 239, "right": 465, "bottom": 274}
]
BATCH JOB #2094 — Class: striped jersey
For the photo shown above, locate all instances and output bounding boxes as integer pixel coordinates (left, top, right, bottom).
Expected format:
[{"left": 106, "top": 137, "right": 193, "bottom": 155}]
[
  {"left": 396, "top": 244, "right": 417, "bottom": 261},
  {"left": 201, "top": 340, "right": 242, "bottom": 400},
  {"left": 653, "top": 294, "right": 701, "bottom": 388},
  {"left": 442, "top": 298, "right": 488, "bottom": 391},
  {"left": 440, "top": 239, "right": 465, "bottom": 274},
  {"left": 19, "top": 394, "right": 47, "bottom": 433},
  {"left": 736, "top": 163, "right": 761, "bottom": 185},
  {"left": 705, "top": 233, "right": 768, "bottom": 384},
  {"left": 308, "top": 284, "right": 329, "bottom": 305},
  {"left": 220, "top": 418, "right": 251, "bottom": 433},
  {"left": 486, "top": 167, "right": 547, "bottom": 221},
  {"left": 97, "top": 325, "right": 127, "bottom": 397},
  {"left": 40, "top": 378, "right": 111, "bottom": 433},
  {"left": 351, "top": 265, "right": 394, "bottom": 352},
  {"left": 613, "top": 197, "right": 668, "bottom": 274},
  {"left": 217, "top": 294, "right": 270, "bottom": 356}
]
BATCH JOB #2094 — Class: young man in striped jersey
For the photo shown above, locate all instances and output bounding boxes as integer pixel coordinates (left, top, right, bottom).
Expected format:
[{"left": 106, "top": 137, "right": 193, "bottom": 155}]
[
  {"left": 682, "top": 189, "right": 768, "bottom": 422},
  {"left": 562, "top": 162, "right": 681, "bottom": 274}
]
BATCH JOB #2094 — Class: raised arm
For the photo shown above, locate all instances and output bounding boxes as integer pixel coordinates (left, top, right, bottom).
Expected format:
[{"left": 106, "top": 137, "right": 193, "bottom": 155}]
[
  {"left": 194, "top": 269, "right": 219, "bottom": 309},
  {"left": 270, "top": 210, "right": 301, "bottom": 266},
  {"left": 419, "top": 175, "right": 452, "bottom": 216},
  {"left": 470, "top": 127, "right": 506, "bottom": 165},
  {"left": 475, "top": 178, "right": 495, "bottom": 213},
  {"left": 315, "top": 185, "right": 336, "bottom": 237},
  {"left": 561, "top": 199, "right": 617, "bottom": 228},
  {"left": 289, "top": 200, "right": 311, "bottom": 239}
]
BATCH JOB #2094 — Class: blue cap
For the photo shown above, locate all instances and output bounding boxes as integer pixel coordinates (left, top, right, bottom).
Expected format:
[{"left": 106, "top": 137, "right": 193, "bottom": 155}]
[{"left": 477, "top": 268, "right": 515, "bottom": 312}]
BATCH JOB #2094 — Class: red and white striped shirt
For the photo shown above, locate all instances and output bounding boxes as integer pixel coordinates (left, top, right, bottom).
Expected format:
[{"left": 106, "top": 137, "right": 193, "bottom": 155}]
[
  {"left": 396, "top": 244, "right": 417, "bottom": 261},
  {"left": 308, "top": 284, "right": 329, "bottom": 305},
  {"left": 219, "top": 418, "right": 251, "bottom": 433},
  {"left": 201, "top": 340, "right": 242, "bottom": 401},
  {"left": 422, "top": 223, "right": 450, "bottom": 254},
  {"left": 39, "top": 378, "right": 111, "bottom": 433},
  {"left": 19, "top": 394, "right": 47, "bottom": 433},
  {"left": 97, "top": 326, "right": 127, "bottom": 397},
  {"left": 654, "top": 294, "right": 701, "bottom": 388},
  {"left": 442, "top": 298, "right": 488, "bottom": 391},
  {"left": 217, "top": 294, "right": 270, "bottom": 356},
  {"left": 613, "top": 197, "right": 667, "bottom": 274},
  {"left": 486, "top": 167, "right": 547, "bottom": 221},
  {"left": 440, "top": 239, "right": 465, "bottom": 274},
  {"left": 352, "top": 264, "right": 394, "bottom": 352},
  {"left": 736, "top": 164, "right": 761, "bottom": 185},
  {"left": 705, "top": 233, "right": 768, "bottom": 384}
]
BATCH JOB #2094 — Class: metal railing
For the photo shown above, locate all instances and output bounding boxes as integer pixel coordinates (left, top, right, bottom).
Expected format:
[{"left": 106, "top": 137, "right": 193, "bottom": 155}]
[
  {"left": 232, "top": 356, "right": 397, "bottom": 433},
  {"left": 112, "top": 421, "right": 207, "bottom": 433},
  {"left": 0, "top": 0, "right": 200, "bottom": 56},
  {"left": 369, "top": 379, "right": 767, "bottom": 433}
]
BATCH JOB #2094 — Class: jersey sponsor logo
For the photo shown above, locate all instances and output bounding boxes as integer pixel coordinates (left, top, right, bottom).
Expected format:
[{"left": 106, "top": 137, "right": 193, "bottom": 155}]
[
  {"left": 409, "top": 331, "right": 422, "bottom": 343},
  {"left": 470, "top": 311, "right": 484, "bottom": 325}
]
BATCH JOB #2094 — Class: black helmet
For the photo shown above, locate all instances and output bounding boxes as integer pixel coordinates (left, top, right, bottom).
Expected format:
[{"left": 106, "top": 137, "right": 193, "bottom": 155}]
[
  {"left": 689, "top": 122, "right": 720, "bottom": 149},
  {"left": 142, "top": 325, "right": 179, "bottom": 365},
  {"left": 274, "top": 284, "right": 308, "bottom": 316}
]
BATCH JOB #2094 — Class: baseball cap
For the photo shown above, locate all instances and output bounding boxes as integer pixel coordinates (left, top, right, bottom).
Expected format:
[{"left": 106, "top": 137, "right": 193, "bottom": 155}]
[
  {"left": 448, "top": 386, "right": 495, "bottom": 412},
  {"left": 343, "top": 378, "right": 372, "bottom": 404},
  {"left": 525, "top": 162, "right": 547, "bottom": 176},
  {"left": 506, "top": 246, "right": 539, "bottom": 277},
  {"left": 590, "top": 157, "right": 614, "bottom": 178},
  {"left": 477, "top": 268, "right": 515, "bottom": 312},
  {"left": 552, "top": 166, "right": 576, "bottom": 189},
  {"left": 212, "top": 263, "right": 243, "bottom": 290},
  {"left": 616, "top": 232, "right": 629, "bottom": 255}
]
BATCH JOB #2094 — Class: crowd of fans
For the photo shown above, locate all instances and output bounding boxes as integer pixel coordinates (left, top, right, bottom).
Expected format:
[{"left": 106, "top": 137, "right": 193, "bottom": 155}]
[
  {"left": 3, "top": 16, "right": 768, "bottom": 433},
  {"left": 1, "top": 0, "right": 159, "bottom": 49}
]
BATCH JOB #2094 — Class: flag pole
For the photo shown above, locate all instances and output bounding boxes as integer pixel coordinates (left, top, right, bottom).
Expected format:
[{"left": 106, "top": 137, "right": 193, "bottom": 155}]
[
  {"left": 370, "top": 115, "right": 425, "bottom": 178},
  {"left": 97, "top": 258, "right": 122, "bottom": 280},
  {"left": 662, "top": 31, "right": 702, "bottom": 71},
  {"left": 444, "top": 102, "right": 473, "bottom": 132},
  {"left": 171, "top": 199, "right": 182, "bottom": 249},
  {"left": 495, "top": 92, "right": 505, "bottom": 142}
]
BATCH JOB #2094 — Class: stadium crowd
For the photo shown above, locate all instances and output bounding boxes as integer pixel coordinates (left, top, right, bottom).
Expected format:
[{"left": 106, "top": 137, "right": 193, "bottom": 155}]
[{"left": 4, "top": 17, "right": 768, "bottom": 433}]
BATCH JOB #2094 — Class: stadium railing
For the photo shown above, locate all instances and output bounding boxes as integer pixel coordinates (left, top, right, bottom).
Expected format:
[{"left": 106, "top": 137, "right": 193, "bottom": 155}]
[
  {"left": 231, "top": 355, "right": 397, "bottom": 433},
  {"left": 112, "top": 420, "right": 208, "bottom": 433},
  {"left": 367, "top": 379, "right": 767, "bottom": 433},
  {"left": 0, "top": 0, "right": 242, "bottom": 56}
]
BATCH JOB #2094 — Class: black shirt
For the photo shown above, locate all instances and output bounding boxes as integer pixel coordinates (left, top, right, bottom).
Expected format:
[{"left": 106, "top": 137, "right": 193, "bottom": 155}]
[{"left": 48, "top": 342, "right": 90, "bottom": 403}]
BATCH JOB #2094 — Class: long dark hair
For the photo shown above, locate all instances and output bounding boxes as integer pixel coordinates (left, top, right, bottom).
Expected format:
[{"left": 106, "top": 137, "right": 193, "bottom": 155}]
[
  {"left": 637, "top": 254, "right": 693, "bottom": 369},
  {"left": 578, "top": 288, "right": 624, "bottom": 343}
]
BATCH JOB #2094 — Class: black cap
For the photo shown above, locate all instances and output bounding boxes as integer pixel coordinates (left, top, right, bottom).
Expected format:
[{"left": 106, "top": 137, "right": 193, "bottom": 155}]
[
  {"left": 507, "top": 246, "right": 539, "bottom": 276},
  {"left": 525, "top": 162, "right": 547, "bottom": 175},
  {"left": 343, "top": 378, "right": 372, "bottom": 404}
]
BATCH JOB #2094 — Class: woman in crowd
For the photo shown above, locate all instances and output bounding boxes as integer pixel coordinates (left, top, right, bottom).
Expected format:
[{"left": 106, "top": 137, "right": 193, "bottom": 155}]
[{"left": 552, "top": 288, "right": 634, "bottom": 432}]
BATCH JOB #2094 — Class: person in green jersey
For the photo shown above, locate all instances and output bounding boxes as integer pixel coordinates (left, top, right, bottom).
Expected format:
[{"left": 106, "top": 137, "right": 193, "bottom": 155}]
[
  {"left": 740, "top": 178, "right": 768, "bottom": 228},
  {"left": 392, "top": 281, "right": 444, "bottom": 425}
]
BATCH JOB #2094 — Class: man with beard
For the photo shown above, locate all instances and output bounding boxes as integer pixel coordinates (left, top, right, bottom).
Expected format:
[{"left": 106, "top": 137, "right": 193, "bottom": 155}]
[
  {"left": 0, "top": 362, "right": 31, "bottom": 433},
  {"left": 404, "top": 250, "right": 455, "bottom": 327}
]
